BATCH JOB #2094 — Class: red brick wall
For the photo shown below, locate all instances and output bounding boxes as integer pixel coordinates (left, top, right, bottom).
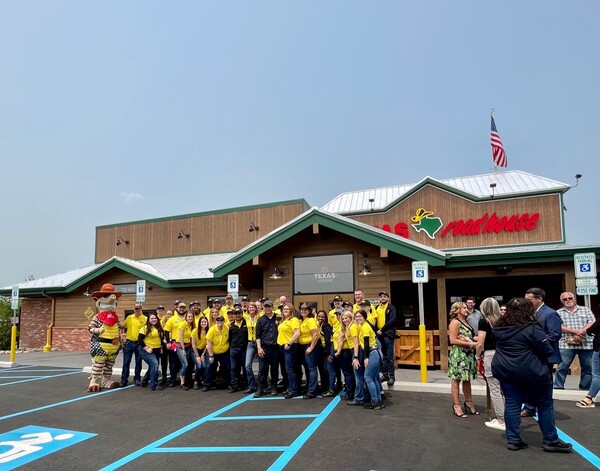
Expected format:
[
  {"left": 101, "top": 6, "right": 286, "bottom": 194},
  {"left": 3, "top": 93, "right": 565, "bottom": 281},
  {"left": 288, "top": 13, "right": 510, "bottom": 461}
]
[
  {"left": 20, "top": 298, "right": 89, "bottom": 351},
  {"left": 52, "top": 328, "right": 89, "bottom": 351},
  {"left": 20, "top": 298, "right": 52, "bottom": 349}
]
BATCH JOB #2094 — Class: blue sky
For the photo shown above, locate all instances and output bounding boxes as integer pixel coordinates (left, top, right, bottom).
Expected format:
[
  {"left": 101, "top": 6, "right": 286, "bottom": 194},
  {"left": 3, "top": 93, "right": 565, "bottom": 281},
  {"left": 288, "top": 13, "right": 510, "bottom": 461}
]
[{"left": 1, "top": 1, "right": 598, "bottom": 287}]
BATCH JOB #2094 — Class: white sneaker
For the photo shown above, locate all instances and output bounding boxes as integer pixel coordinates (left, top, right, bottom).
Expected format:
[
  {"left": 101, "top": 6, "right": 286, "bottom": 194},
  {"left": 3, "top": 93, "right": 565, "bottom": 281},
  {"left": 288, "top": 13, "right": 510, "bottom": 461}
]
[{"left": 485, "top": 419, "right": 506, "bottom": 431}]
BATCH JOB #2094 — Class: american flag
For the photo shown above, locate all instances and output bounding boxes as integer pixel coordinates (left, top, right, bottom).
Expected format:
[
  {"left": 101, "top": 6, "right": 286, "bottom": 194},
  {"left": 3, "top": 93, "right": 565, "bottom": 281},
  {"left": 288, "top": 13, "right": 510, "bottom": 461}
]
[{"left": 491, "top": 114, "right": 507, "bottom": 167}]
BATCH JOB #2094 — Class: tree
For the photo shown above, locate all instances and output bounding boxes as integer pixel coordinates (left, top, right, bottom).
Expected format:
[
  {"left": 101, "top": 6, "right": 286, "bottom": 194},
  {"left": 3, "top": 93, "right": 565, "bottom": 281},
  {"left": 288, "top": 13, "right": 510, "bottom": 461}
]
[{"left": 0, "top": 299, "right": 18, "bottom": 350}]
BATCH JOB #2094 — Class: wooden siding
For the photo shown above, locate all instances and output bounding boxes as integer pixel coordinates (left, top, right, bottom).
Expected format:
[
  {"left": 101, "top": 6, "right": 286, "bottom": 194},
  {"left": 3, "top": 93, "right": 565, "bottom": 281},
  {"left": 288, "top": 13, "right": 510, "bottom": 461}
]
[
  {"left": 351, "top": 186, "right": 563, "bottom": 249},
  {"left": 54, "top": 268, "right": 226, "bottom": 327},
  {"left": 95, "top": 203, "right": 307, "bottom": 262}
]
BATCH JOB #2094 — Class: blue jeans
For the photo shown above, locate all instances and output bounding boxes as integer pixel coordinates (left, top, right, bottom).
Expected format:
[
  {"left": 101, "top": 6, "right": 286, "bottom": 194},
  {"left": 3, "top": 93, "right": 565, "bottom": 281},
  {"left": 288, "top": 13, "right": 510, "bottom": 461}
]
[
  {"left": 245, "top": 342, "right": 258, "bottom": 390},
  {"left": 203, "top": 350, "right": 231, "bottom": 387},
  {"left": 325, "top": 349, "right": 337, "bottom": 392},
  {"left": 284, "top": 344, "right": 299, "bottom": 395},
  {"left": 554, "top": 348, "right": 593, "bottom": 390},
  {"left": 364, "top": 349, "right": 382, "bottom": 402},
  {"left": 121, "top": 340, "right": 142, "bottom": 384},
  {"left": 176, "top": 345, "right": 196, "bottom": 384},
  {"left": 353, "top": 350, "right": 366, "bottom": 404},
  {"left": 501, "top": 381, "right": 558, "bottom": 444},
  {"left": 139, "top": 347, "right": 160, "bottom": 389},
  {"left": 299, "top": 344, "right": 318, "bottom": 396},
  {"left": 230, "top": 345, "right": 247, "bottom": 388},
  {"left": 381, "top": 336, "right": 395, "bottom": 379},
  {"left": 339, "top": 349, "right": 355, "bottom": 398},
  {"left": 587, "top": 351, "right": 600, "bottom": 398}
]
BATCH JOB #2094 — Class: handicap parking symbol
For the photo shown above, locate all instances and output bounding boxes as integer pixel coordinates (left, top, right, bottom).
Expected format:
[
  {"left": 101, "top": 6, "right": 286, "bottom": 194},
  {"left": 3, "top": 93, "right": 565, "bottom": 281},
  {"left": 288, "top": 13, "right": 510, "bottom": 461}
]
[
  {"left": 580, "top": 263, "right": 591, "bottom": 273},
  {"left": 0, "top": 425, "right": 95, "bottom": 469}
]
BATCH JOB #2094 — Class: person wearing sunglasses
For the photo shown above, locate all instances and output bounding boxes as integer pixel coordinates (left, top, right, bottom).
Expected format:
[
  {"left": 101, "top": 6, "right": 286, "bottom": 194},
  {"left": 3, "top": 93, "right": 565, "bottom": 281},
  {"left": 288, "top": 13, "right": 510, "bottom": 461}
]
[{"left": 554, "top": 292, "right": 595, "bottom": 391}]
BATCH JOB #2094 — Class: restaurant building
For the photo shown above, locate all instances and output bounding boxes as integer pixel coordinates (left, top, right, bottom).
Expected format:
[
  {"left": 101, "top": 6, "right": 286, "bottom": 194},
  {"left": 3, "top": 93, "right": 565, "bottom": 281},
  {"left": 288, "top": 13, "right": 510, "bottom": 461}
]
[{"left": 4, "top": 170, "right": 598, "bottom": 368}]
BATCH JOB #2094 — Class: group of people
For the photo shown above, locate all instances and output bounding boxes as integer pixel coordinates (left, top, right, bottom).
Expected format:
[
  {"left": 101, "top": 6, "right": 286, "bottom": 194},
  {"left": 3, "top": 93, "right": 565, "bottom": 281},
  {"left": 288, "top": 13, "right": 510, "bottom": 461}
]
[
  {"left": 448, "top": 288, "right": 599, "bottom": 453},
  {"left": 114, "top": 289, "right": 397, "bottom": 410}
]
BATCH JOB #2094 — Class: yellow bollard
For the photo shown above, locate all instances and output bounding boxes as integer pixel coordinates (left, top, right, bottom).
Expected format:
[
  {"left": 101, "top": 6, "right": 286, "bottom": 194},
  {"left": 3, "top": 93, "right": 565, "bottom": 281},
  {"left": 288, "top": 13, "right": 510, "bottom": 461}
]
[
  {"left": 9, "top": 325, "right": 17, "bottom": 363},
  {"left": 43, "top": 328, "right": 52, "bottom": 352},
  {"left": 419, "top": 324, "right": 427, "bottom": 383}
]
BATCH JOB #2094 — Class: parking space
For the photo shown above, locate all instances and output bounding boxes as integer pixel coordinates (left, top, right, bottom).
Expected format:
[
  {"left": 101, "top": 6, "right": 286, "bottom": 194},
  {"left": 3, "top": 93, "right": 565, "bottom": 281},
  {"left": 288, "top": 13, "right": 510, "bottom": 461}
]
[{"left": 1, "top": 364, "right": 600, "bottom": 470}]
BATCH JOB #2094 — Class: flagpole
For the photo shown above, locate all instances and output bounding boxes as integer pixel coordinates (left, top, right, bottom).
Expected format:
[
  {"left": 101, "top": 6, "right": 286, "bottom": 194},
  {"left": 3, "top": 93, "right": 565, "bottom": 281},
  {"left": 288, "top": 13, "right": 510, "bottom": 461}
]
[
  {"left": 490, "top": 108, "right": 498, "bottom": 175},
  {"left": 491, "top": 108, "right": 498, "bottom": 173}
]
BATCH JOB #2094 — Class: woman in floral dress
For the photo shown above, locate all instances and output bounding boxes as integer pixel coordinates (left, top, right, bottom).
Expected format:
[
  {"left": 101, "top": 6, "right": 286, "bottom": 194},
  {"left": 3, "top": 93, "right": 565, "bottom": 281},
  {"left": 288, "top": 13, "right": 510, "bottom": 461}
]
[{"left": 448, "top": 301, "right": 479, "bottom": 418}]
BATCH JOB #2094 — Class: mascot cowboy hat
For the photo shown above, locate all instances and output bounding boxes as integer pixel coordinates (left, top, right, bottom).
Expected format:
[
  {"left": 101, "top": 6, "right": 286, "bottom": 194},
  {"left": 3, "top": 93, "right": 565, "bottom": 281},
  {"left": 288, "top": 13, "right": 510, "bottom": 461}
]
[{"left": 92, "top": 283, "right": 123, "bottom": 300}]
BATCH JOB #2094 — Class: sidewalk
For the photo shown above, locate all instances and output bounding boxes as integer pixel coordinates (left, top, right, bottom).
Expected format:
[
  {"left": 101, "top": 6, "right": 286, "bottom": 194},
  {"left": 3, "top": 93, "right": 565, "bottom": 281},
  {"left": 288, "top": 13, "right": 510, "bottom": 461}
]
[{"left": 0, "top": 350, "right": 585, "bottom": 401}]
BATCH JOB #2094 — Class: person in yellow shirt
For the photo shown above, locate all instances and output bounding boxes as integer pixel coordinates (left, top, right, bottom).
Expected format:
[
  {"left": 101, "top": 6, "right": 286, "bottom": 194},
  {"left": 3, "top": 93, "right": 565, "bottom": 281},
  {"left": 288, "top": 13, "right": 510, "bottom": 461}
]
[
  {"left": 328, "top": 295, "right": 344, "bottom": 328},
  {"left": 278, "top": 303, "right": 300, "bottom": 399},
  {"left": 138, "top": 313, "right": 165, "bottom": 391},
  {"left": 120, "top": 303, "right": 147, "bottom": 387},
  {"left": 350, "top": 310, "right": 383, "bottom": 409},
  {"left": 156, "top": 305, "right": 170, "bottom": 386},
  {"left": 163, "top": 302, "right": 187, "bottom": 387},
  {"left": 212, "top": 298, "right": 229, "bottom": 318},
  {"left": 336, "top": 310, "right": 356, "bottom": 402},
  {"left": 243, "top": 302, "right": 260, "bottom": 394},
  {"left": 298, "top": 303, "right": 320, "bottom": 399},
  {"left": 191, "top": 316, "right": 209, "bottom": 389},
  {"left": 176, "top": 311, "right": 196, "bottom": 390},
  {"left": 352, "top": 289, "right": 370, "bottom": 313},
  {"left": 203, "top": 315, "right": 230, "bottom": 391}
]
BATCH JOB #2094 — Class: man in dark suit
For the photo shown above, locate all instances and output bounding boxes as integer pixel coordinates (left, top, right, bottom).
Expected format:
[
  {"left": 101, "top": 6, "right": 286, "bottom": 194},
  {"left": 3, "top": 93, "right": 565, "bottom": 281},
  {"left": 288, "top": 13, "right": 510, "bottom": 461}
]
[{"left": 521, "top": 287, "right": 563, "bottom": 417}]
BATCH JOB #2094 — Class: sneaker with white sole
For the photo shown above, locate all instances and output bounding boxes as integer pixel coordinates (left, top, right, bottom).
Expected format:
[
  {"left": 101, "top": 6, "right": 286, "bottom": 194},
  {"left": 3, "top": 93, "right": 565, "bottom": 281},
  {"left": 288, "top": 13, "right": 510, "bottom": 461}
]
[{"left": 485, "top": 418, "right": 506, "bottom": 431}]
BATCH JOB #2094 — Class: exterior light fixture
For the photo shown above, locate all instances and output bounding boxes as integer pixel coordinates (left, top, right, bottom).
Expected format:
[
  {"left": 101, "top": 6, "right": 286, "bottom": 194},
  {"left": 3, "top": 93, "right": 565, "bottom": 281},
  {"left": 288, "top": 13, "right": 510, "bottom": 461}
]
[
  {"left": 178, "top": 230, "right": 190, "bottom": 239},
  {"left": 83, "top": 286, "right": 92, "bottom": 297},
  {"left": 490, "top": 183, "right": 497, "bottom": 198},
  {"left": 269, "top": 267, "right": 284, "bottom": 280},
  {"left": 359, "top": 252, "right": 371, "bottom": 275},
  {"left": 249, "top": 223, "right": 259, "bottom": 232},
  {"left": 116, "top": 236, "right": 129, "bottom": 246}
]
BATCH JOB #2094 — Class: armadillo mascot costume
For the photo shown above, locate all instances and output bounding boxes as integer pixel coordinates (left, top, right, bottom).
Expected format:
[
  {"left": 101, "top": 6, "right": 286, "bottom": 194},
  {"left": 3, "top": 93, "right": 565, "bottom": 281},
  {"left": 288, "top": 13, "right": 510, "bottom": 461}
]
[{"left": 87, "top": 283, "right": 123, "bottom": 392}]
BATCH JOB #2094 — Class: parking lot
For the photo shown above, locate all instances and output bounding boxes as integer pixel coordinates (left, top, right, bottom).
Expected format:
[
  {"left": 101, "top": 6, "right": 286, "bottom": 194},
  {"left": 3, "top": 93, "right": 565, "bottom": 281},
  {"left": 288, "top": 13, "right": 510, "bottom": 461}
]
[{"left": 1, "top": 356, "right": 600, "bottom": 470}]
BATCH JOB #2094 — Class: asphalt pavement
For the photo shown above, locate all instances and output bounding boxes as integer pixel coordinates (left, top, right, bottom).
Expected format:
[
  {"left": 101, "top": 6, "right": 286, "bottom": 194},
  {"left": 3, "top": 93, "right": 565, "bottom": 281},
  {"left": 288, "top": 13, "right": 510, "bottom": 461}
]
[{"left": 0, "top": 351, "right": 597, "bottom": 471}]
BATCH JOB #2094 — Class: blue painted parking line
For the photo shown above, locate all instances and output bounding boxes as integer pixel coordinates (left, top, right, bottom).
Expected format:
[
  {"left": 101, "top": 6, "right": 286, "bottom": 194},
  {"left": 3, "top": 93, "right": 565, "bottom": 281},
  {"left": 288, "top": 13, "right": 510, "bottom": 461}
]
[
  {"left": 0, "top": 385, "right": 134, "bottom": 422},
  {"left": 101, "top": 394, "right": 340, "bottom": 470},
  {"left": 151, "top": 446, "right": 289, "bottom": 453},
  {"left": 267, "top": 396, "right": 340, "bottom": 471},
  {"left": 0, "top": 371, "right": 82, "bottom": 387},
  {"left": 533, "top": 417, "right": 600, "bottom": 468},
  {"left": 210, "top": 414, "right": 319, "bottom": 421}
]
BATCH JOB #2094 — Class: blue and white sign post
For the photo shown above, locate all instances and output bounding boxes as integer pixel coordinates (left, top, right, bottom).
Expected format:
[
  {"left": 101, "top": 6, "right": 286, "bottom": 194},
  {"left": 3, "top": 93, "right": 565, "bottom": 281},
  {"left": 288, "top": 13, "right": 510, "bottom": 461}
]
[
  {"left": 136, "top": 280, "right": 146, "bottom": 304},
  {"left": 227, "top": 274, "right": 239, "bottom": 300},
  {"left": 9, "top": 287, "right": 19, "bottom": 363},
  {"left": 412, "top": 261, "right": 429, "bottom": 383},
  {"left": 574, "top": 253, "right": 598, "bottom": 309}
]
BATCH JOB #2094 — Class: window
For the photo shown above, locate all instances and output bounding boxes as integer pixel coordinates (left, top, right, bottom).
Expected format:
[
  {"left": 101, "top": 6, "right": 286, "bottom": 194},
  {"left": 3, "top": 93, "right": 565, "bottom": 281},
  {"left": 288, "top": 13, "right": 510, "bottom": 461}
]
[{"left": 293, "top": 254, "right": 354, "bottom": 294}]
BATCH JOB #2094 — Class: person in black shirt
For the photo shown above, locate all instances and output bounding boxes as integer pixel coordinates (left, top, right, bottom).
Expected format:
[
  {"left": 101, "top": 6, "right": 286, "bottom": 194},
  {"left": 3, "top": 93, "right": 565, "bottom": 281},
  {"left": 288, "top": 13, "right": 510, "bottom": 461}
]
[
  {"left": 254, "top": 300, "right": 280, "bottom": 397},
  {"left": 228, "top": 308, "right": 248, "bottom": 392}
]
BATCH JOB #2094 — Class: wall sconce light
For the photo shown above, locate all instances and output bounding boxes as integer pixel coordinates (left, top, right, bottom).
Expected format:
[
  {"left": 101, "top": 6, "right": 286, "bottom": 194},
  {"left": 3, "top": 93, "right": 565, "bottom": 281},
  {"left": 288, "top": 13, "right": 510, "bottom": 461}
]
[
  {"left": 269, "top": 266, "right": 284, "bottom": 280},
  {"left": 83, "top": 286, "right": 92, "bottom": 297},
  {"left": 178, "top": 230, "right": 190, "bottom": 239},
  {"left": 116, "top": 236, "right": 129, "bottom": 246},
  {"left": 489, "top": 182, "right": 497, "bottom": 198},
  {"left": 359, "top": 252, "right": 371, "bottom": 275},
  {"left": 249, "top": 223, "right": 260, "bottom": 232}
]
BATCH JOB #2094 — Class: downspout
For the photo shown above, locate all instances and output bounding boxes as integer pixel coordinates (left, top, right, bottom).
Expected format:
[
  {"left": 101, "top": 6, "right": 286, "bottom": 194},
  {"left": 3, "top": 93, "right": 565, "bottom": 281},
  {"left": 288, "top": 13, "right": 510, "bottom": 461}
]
[{"left": 42, "top": 291, "right": 56, "bottom": 352}]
